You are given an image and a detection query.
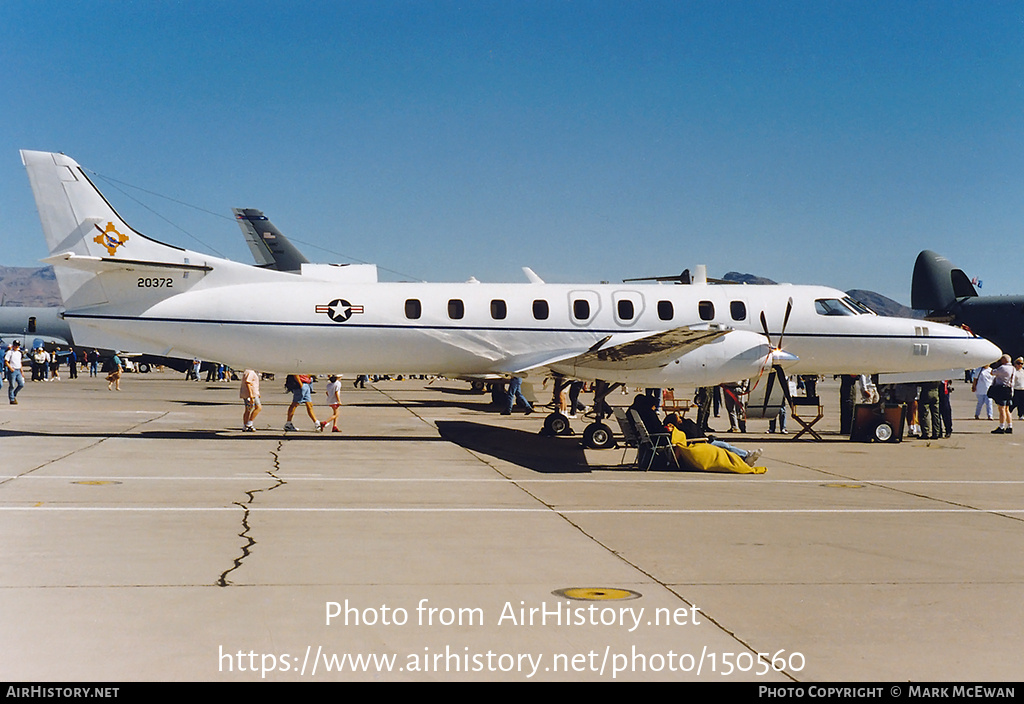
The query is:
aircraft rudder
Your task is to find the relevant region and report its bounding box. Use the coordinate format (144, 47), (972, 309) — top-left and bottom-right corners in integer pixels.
(233, 207), (309, 272)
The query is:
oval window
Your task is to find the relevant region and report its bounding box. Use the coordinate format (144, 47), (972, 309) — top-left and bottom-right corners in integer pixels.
(405, 299), (421, 320)
(573, 299), (590, 320)
(448, 299), (464, 319)
(533, 300), (549, 320)
(658, 300), (674, 321)
(490, 299), (507, 320)
(699, 301), (715, 321)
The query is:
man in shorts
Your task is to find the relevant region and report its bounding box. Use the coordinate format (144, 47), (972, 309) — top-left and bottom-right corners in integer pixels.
(240, 368), (262, 432)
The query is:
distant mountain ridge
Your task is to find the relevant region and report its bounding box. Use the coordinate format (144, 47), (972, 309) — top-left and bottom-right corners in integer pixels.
(846, 289), (921, 319)
(0, 266), (62, 307)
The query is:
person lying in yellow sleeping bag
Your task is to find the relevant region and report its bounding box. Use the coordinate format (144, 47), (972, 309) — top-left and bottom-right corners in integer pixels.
(664, 416), (766, 474)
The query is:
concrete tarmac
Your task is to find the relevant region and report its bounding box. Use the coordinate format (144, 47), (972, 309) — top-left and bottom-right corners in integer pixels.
(2, 372), (1022, 681)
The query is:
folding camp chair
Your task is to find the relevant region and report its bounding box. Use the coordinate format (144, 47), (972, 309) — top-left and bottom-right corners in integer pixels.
(627, 408), (679, 471)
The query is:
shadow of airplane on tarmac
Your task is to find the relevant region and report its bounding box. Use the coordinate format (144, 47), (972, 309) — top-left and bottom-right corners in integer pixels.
(436, 420), (606, 474)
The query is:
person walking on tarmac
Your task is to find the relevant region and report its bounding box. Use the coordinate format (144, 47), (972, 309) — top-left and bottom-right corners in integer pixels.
(240, 368), (262, 432)
(501, 375), (534, 415)
(323, 375), (343, 432)
(284, 374), (326, 432)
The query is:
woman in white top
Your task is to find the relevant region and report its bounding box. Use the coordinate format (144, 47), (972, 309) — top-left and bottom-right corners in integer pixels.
(323, 375), (343, 433)
(990, 355), (1015, 434)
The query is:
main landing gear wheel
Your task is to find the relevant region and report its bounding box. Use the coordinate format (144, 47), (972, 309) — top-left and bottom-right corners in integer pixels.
(582, 422), (615, 449)
(543, 412), (573, 436)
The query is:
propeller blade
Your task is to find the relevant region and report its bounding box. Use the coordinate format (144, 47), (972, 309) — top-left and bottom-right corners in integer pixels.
(774, 365), (794, 407)
(762, 369), (776, 416)
(777, 298), (793, 349)
(759, 310), (771, 342)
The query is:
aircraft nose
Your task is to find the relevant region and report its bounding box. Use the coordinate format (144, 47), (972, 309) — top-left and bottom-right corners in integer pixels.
(956, 331), (1001, 368)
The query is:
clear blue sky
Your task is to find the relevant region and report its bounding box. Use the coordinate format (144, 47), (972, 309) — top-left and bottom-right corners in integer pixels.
(3, 1), (1022, 303)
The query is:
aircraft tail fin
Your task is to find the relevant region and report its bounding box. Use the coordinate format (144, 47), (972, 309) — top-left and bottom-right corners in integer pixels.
(21, 150), (208, 309)
(911, 250), (978, 311)
(232, 208), (309, 272)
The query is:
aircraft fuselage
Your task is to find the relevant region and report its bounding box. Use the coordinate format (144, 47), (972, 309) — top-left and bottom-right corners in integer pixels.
(63, 274), (995, 383)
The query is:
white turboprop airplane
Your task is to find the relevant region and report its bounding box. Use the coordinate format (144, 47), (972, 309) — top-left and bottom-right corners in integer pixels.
(22, 150), (1000, 444)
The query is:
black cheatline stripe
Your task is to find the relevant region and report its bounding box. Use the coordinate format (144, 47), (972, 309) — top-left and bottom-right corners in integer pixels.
(62, 313), (970, 340)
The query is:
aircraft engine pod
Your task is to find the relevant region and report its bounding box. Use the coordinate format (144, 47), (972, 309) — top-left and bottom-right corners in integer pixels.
(668, 330), (779, 387)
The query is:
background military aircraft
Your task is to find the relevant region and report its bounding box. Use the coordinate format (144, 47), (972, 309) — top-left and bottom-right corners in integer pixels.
(912, 250), (1024, 360)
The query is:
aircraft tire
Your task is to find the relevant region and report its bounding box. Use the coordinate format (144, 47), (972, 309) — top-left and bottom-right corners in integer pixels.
(583, 423), (615, 449)
(544, 412), (572, 436)
(873, 421), (894, 443)
(137, 362), (151, 374)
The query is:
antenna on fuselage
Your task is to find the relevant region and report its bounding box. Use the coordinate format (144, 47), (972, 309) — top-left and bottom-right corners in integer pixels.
(522, 267), (545, 284)
(623, 264), (735, 285)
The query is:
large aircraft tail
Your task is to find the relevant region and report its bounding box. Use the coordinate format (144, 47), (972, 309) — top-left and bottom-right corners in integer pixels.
(233, 208), (309, 273)
(21, 150), (211, 310)
(21, 151), (191, 263)
(911, 250), (978, 311)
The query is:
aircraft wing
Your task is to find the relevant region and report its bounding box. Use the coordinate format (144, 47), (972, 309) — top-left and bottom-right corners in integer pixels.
(495, 326), (732, 376)
(563, 326), (730, 371)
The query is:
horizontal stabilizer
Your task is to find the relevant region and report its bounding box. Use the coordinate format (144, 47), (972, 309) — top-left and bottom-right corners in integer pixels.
(42, 252), (213, 274)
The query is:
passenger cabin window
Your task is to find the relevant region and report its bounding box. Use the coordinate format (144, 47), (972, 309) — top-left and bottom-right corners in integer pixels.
(405, 299), (421, 320)
(815, 299), (856, 316)
(730, 301), (746, 321)
(490, 299), (507, 320)
(658, 301), (674, 321)
(448, 299), (464, 320)
(699, 301), (715, 321)
(617, 299), (635, 321)
(533, 299), (549, 320)
(573, 299), (590, 320)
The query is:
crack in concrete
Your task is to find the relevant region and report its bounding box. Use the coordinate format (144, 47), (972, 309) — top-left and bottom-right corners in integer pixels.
(217, 440), (286, 587)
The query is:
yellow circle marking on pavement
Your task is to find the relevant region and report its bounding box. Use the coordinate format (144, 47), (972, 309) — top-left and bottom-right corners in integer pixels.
(553, 587), (641, 601)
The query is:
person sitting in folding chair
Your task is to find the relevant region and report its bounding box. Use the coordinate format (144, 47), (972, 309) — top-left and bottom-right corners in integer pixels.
(663, 414), (766, 475)
(664, 412), (762, 468)
(627, 394), (678, 470)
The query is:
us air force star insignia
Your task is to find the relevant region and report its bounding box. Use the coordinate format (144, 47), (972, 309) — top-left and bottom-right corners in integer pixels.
(315, 299), (364, 322)
(93, 222), (129, 256)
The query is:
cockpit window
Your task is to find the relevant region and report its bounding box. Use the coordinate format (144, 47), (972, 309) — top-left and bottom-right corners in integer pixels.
(842, 296), (876, 315)
(815, 298), (857, 316)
